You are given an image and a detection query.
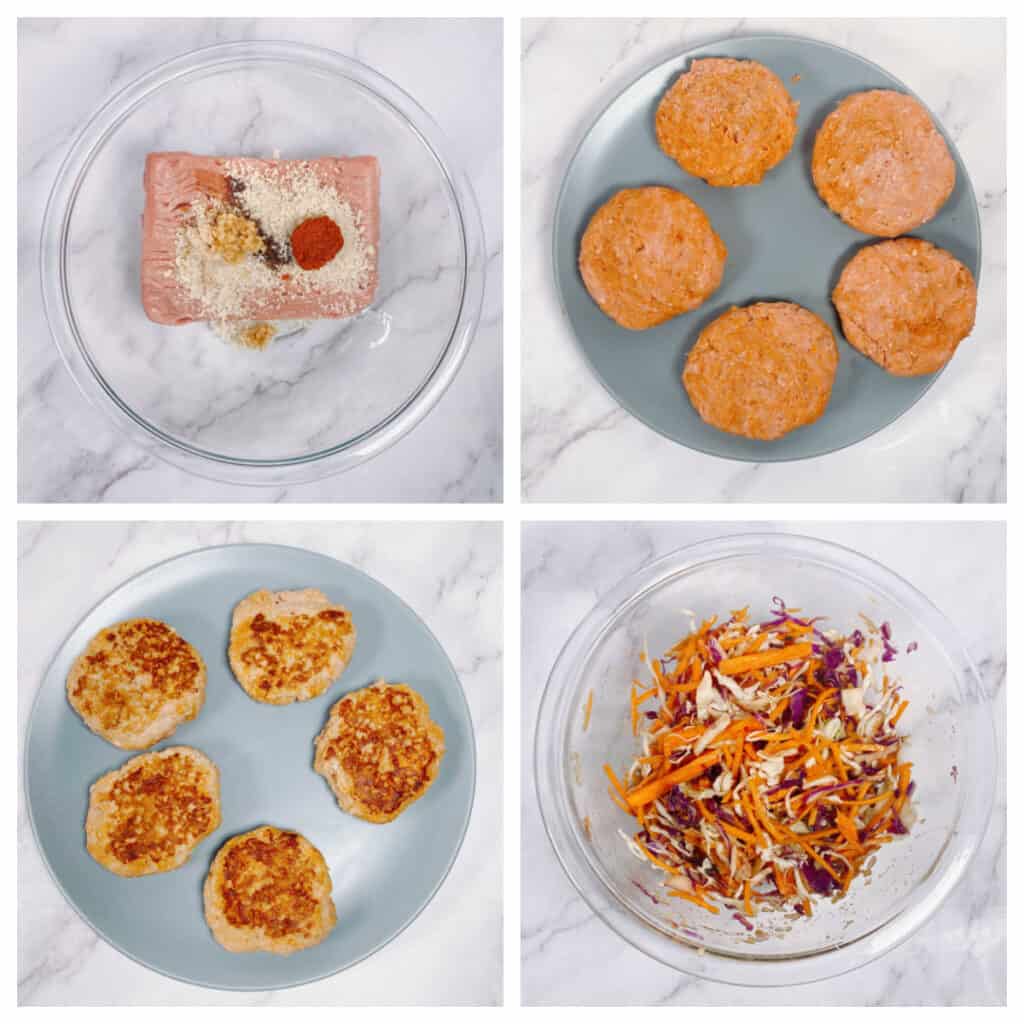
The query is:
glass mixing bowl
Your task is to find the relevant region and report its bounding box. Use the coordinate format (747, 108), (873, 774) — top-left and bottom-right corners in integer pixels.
(535, 533), (996, 986)
(40, 41), (485, 485)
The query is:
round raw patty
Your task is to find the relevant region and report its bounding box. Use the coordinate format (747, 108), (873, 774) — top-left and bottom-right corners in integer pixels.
(683, 302), (839, 441)
(655, 57), (799, 187)
(66, 618), (206, 750)
(832, 237), (977, 376)
(579, 186), (727, 330)
(812, 89), (955, 237)
(203, 826), (337, 955)
(314, 680), (445, 824)
(85, 746), (220, 877)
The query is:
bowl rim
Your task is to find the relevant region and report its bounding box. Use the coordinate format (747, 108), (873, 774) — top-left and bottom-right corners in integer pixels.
(534, 531), (997, 987)
(39, 39), (487, 486)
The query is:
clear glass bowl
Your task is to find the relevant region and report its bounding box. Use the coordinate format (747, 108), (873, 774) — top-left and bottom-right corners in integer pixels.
(40, 41), (485, 485)
(535, 533), (996, 986)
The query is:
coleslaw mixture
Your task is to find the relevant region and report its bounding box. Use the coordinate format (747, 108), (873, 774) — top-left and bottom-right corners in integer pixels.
(605, 599), (915, 921)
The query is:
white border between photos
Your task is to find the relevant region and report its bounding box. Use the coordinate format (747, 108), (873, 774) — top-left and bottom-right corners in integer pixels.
(10, 0), (1015, 1016)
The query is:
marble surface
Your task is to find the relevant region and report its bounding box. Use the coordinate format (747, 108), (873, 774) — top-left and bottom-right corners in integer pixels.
(521, 522), (1005, 1005)
(19, 19), (502, 502)
(521, 18), (1006, 502)
(18, 522), (502, 1005)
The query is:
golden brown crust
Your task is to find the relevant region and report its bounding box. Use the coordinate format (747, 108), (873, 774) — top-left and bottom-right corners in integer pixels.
(832, 237), (976, 376)
(579, 187), (727, 330)
(812, 89), (955, 237)
(203, 826), (336, 955)
(655, 58), (798, 187)
(66, 618), (206, 750)
(228, 589), (356, 705)
(85, 746), (220, 877)
(683, 301), (839, 441)
(314, 681), (445, 824)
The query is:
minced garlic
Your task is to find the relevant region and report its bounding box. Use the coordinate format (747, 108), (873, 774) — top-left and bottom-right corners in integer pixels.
(239, 322), (277, 349)
(210, 210), (264, 264)
(211, 320), (278, 350)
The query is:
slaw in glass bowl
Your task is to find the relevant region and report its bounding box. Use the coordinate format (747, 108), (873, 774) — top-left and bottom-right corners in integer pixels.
(535, 533), (996, 986)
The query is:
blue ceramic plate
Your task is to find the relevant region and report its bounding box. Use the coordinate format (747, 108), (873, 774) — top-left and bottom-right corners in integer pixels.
(25, 543), (476, 990)
(553, 35), (982, 462)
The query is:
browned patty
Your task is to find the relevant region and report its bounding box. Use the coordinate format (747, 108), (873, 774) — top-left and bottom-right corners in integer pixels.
(228, 589), (356, 705)
(683, 302), (839, 440)
(832, 237), (976, 376)
(655, 57), (799, 187)
(85, 746), (221, 877)
(203, 826), (336, 955)
(579, 187), (727, 330)
(67, 618), (206, 750)
(314, 681), (445, 824)
(812, 89), (955, 237)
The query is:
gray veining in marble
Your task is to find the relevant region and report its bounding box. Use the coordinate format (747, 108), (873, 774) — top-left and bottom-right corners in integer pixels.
(521, 521), (1005, 1005)
(19, 18), (503, 503)
(521, 18), (1005, 502)
(19, 522), (502, 1004)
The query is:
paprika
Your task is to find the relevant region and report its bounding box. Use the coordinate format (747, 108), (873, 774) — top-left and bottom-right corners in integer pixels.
(291, 216), (344, 270)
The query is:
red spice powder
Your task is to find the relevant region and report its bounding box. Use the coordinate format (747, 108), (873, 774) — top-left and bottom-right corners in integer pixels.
(291, 216), (344, 270)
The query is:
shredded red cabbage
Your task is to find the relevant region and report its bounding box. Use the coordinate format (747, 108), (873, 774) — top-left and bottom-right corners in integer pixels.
(763, 779), (801, 796)
(804, 780), (860, 802)
(712, 803), (741, 828)
(633, 881), (659, 904)
(789, 688), (809, 726)
(664, 788), (699, 826)
(708, 637), (724, 664)
(801, 861), (837, 895)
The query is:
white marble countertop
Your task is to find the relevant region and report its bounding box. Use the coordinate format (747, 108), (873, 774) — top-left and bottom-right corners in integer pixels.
(18, 521), (502, 1005)
(522, 522), (1005, 1005)
(521, 18), (1006, 502)
(18, 18), (502, 502)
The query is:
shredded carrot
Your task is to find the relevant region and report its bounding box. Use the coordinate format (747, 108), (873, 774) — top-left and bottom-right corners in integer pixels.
(802, 688), (838, 736)
(603, 763), (628, 803)
(730, 736), (745, 776)
(669, 889), (720, 914)
(583, 690), (594, 731)
(718, 643), (814, 676)
(661, 726), (703, 754)
(835, 811), (861, 849)
(889, 699), (909, 728)
(625, 751), (719, 809)
(637, 841), (679, 875)
(713, 718), (760, 746)
(607, 787), (630, 815)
